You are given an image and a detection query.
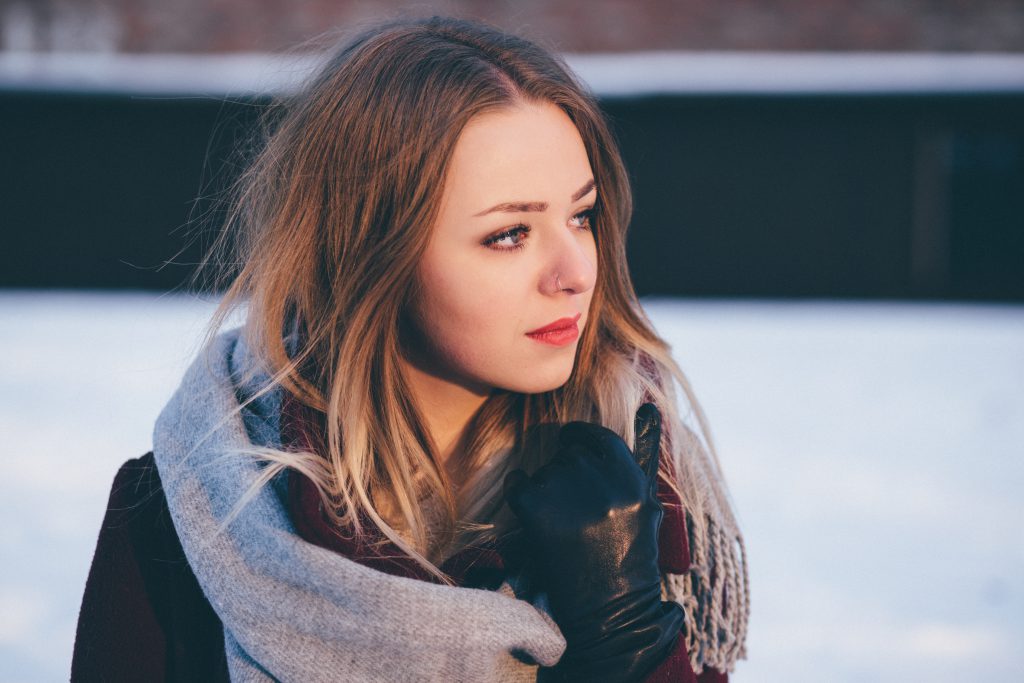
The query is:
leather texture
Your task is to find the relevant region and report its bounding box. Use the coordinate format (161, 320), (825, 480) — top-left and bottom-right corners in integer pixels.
(504, 403), (686, 682)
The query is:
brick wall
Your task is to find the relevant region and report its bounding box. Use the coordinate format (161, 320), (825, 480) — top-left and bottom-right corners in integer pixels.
(2, 0), (1023, 54)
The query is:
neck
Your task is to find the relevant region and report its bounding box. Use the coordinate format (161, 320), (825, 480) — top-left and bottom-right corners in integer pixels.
(398, 353), (490, 475)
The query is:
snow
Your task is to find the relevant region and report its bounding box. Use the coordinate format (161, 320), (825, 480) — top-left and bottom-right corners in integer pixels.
(1, 291), (1021, 681)
(4, 51), (1024, 96)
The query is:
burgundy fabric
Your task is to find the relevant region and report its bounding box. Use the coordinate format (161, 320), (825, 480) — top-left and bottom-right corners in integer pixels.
(72, 453), (230, 682)
(280, 391), (726, 682)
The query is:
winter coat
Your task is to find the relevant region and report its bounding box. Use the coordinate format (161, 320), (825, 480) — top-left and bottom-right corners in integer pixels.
(72, 382), (727, 682)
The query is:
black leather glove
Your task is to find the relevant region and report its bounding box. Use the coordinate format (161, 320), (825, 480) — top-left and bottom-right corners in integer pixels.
(503, 403), (685, 682)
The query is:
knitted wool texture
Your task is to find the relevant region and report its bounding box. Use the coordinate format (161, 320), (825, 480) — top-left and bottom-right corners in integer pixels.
(153, 325), (747, 679)
(152, 327), (566, 681)
(659, 434), (750, 674)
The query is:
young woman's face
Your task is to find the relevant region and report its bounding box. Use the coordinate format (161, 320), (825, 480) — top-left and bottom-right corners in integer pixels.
(406, 99), (598, 395)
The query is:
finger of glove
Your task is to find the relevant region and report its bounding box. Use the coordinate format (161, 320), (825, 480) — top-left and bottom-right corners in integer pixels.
(558, 422), (652, 498)
(495, 526), (531, 573)
(558, 420), (624, 462)
(559, 419), (656, 484)
(633, 402), (663, 485)
(503, 469), (533, 518)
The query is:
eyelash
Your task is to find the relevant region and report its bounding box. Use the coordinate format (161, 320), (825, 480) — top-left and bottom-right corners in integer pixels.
(483, 209), (596, 252)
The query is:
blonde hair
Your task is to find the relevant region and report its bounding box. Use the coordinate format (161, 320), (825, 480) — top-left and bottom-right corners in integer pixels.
(190, 14), (747, 673)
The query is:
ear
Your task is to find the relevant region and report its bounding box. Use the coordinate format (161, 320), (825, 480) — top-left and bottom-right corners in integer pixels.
(633, 402), (662, 484)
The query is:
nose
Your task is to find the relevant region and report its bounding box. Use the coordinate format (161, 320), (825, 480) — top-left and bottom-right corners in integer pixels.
(541, 225), (597, 296)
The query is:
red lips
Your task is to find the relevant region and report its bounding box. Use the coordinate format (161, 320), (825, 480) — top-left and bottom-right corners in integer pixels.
(526, 312), (582, 335)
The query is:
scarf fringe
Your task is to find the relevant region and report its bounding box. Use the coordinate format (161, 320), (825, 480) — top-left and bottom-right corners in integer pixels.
(662, 516), (749, 675)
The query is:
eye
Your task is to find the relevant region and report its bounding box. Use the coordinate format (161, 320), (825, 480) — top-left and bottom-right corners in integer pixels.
(570, 208), (595, 231)
(483, 225), (530, 251)
(482, 208), (596, 253)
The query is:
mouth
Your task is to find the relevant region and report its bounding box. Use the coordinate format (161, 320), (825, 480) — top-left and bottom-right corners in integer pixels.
(525, 313), (582, 347)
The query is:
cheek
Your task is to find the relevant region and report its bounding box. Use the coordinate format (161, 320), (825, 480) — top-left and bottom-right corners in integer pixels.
(416, 257), (527, 371)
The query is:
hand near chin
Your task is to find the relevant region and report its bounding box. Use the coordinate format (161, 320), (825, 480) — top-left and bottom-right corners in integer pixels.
(502, 404), (684, 682)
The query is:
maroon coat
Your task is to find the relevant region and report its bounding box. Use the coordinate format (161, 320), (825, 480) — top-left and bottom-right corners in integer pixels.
(72, 452), (230, 682)
(71, 395), (728, 682)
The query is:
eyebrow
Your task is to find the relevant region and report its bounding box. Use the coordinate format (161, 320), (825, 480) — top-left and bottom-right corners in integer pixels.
(472, 178), (596, 217)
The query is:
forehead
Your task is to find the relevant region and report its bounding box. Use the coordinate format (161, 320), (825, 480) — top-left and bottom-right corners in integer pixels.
(441, 101), (594, 211)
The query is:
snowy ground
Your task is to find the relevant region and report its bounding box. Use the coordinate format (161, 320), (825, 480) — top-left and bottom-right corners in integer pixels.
(1, 291), (1022, 682)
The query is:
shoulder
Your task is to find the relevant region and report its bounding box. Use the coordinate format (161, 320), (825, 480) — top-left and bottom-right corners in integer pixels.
(103, 451), (165, 524)
(72, 453), (228, 682)
(96, 452), (187, 568)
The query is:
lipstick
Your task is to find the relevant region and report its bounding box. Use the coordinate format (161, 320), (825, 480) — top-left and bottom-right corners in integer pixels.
(526, 313), (581, 347)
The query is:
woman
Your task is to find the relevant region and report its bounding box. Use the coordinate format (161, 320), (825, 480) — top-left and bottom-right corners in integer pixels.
(73, 15), (749, 682)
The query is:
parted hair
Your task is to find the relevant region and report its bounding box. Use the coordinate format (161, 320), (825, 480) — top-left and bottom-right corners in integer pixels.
(191, 14), (748, 674)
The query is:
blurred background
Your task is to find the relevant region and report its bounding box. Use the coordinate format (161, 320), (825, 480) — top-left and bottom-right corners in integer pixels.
(1, 1), (1022, 681)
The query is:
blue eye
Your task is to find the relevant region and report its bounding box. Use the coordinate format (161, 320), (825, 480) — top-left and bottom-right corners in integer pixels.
(570, 209), (595, 231)
(484, 225), (531, 251)
(483, 209), (595, 252)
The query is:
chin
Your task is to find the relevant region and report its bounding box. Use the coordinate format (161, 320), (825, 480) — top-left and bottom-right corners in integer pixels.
(499, 363), (575, 395)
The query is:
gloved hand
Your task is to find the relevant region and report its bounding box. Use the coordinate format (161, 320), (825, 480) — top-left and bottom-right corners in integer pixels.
(503, 403), (685, 683)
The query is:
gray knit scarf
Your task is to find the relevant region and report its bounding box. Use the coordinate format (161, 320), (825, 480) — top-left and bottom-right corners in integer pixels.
(152, 327), (567, 681)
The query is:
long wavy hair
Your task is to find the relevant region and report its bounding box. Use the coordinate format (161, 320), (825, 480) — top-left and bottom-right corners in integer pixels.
(190, 14), (748, 674)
